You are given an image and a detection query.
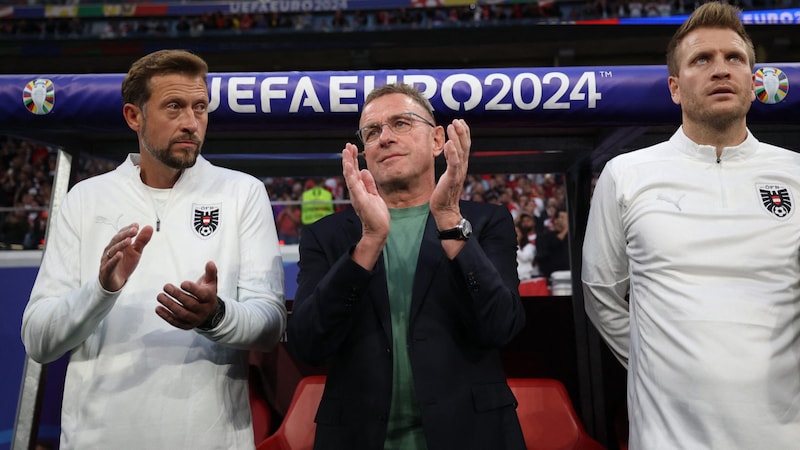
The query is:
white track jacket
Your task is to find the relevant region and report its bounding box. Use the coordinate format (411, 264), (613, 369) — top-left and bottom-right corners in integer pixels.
(22, 154), (287, 449)
(582, 128), (800, 449)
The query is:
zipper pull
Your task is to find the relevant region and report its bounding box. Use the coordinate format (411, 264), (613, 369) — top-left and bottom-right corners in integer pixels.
(156, 218), (161, 232)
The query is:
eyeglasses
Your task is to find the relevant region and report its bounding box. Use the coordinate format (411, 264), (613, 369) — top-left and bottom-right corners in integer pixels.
(356, 112), (435, 146)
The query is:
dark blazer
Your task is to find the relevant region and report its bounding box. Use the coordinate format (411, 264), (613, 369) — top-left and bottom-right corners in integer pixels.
(287, 200), (526, 450)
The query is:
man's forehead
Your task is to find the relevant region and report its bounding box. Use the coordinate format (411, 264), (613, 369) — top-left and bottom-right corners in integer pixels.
(361, 94), (424, 122)
(680, 28), (747, 54)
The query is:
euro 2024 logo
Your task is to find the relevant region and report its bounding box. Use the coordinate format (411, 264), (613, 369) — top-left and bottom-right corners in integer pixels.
(23, 79), (55, 115)
(754, 67), (789, 105)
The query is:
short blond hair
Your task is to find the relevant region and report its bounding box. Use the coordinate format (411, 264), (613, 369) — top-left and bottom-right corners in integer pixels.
(666, 2), (755, 77)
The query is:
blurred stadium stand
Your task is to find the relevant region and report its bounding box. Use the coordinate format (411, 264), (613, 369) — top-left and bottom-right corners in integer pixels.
(1, 0), (799, 74)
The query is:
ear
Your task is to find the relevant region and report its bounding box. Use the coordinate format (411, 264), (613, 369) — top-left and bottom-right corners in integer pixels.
(749, 72), (756, 103)
(432, 125), (446, 157)
(667, 75), (680, 106)
(122, 103), (142, 132)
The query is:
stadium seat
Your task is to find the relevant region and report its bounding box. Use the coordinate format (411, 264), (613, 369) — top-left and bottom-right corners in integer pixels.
(250, 366), (272, 443)
(256, 375), (326, 450)
(519, 277), (550, 296)
(508, 378), (605, 450)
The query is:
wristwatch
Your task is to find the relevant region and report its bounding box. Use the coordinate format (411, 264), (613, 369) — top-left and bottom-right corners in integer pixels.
(437, 217), (472, 241)
(197, 298), (226, 331)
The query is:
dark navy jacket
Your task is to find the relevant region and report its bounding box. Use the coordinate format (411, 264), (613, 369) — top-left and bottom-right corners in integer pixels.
(287, 200), (526, 450)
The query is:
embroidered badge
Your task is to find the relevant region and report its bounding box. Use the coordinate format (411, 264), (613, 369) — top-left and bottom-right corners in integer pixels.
(757, 184), (792, 219)
(193, 204), (220, 238)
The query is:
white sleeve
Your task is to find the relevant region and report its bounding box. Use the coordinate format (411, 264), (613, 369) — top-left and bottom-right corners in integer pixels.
(195, 179), (287, 352)
(21, 190), (120, 364)
(581, 164), (631, 367)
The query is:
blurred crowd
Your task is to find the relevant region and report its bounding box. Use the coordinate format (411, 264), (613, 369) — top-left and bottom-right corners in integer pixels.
(0, 135), (570, 276)
(265, 172), (569, 254)
(0, 136), (116, 249)
(4, 0), (796, 40)
(0, 136), (54, 250)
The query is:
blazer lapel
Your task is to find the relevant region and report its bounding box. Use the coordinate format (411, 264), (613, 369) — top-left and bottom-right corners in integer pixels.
(345, 211), (394, 346)
(409, 214), (445, 325)
(370, 256), (393, 345)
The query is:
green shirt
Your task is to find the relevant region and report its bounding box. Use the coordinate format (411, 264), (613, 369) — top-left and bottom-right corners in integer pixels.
(383, 203), (429, 450)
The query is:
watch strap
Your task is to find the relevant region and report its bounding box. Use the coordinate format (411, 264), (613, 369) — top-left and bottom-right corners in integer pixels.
(197, 298), (226, 331)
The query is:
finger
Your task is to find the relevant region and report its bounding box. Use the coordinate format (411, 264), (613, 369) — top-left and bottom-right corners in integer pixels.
(203, 261), (218, 284)
(341, 143), (358, 174)
(457, 119), (471, 154)
(157, 290), (202, 319)
(449, 120), (469, 152)
(103, 224), (138, 260)
(344, 150), (369, 199)
(155, 305), (194, 330)
(359, 169), (378, 195)
(133, 225), (154, 252)
(161, 284), (194, 309)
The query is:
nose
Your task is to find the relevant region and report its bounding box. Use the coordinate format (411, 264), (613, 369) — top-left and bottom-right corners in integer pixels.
(711, 59), (730, 79)
(377, 123), (397, 144)
(180, 108), (200, 133)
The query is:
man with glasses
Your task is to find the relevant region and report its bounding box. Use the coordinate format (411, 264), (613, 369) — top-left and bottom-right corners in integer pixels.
(288, 82), (526, 450)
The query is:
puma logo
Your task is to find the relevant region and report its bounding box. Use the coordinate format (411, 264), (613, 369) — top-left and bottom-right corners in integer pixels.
(656, 193), (685, 211)
(96, 214), (124, 231)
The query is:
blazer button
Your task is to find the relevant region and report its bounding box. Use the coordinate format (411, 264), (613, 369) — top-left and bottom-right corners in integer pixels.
(467, 272), (479, 292)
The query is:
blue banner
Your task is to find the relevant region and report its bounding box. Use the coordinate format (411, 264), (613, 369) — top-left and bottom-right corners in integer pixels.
(1, 65), (797, 142)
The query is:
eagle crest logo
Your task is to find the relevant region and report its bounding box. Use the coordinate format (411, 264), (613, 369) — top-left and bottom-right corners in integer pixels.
(193, 204), (220, 238)
(757, 184), (792, 219)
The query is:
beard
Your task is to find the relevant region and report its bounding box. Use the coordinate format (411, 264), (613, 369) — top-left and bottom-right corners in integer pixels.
(141, 124), (202, 170)
(683, 94), (752, 133)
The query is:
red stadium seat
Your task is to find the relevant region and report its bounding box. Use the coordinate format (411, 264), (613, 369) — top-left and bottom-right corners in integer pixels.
(250, 367), (272, 443)
(256, 375), (326, 450)
(519, 277), (550, 297)
(508, 378), (605, 450)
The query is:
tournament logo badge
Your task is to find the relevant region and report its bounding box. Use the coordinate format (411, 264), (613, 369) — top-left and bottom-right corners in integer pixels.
(193, 204), (220, 238)
(23, 78), (55, 115)
(754, 67), (789, 105)
(757, 184), (792, 219)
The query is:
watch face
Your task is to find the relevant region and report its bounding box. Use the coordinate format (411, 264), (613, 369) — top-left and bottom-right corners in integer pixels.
(461, 218), (472, 237)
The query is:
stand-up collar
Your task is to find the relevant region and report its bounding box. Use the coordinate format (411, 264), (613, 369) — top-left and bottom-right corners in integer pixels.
(670, 125), (759, 162)
(117, 153), (209, 187)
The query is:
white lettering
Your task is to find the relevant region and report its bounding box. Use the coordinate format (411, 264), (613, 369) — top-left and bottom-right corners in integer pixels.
(208, 77), (221, 113)
(289, 76), (323, 112)
(208, 69), (605, 117)
(542, 72), (570, 110)
(329, 76), (359, 112)
(402, 75), (438, 107)
(228, 77), (257, 113)
(363, 75), (376, 101)
(512, 73), (542, 110)
(571, 72), (601, 108)
(485, 73), (513, 111)
(441, 74), (482, 111)
(260, 77), (289, 113)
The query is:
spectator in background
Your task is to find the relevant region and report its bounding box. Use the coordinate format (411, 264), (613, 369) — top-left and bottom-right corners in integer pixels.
(21, 49), (287, 449)
(582, 3), (800, 448)
(275, 192), (302, 244)
(1, 209), (28, 248)
(300, 177), (334, 225)
(516, 221), (538, 281)
(518, 212), (538, 248)
(535, 206), (570, 280)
